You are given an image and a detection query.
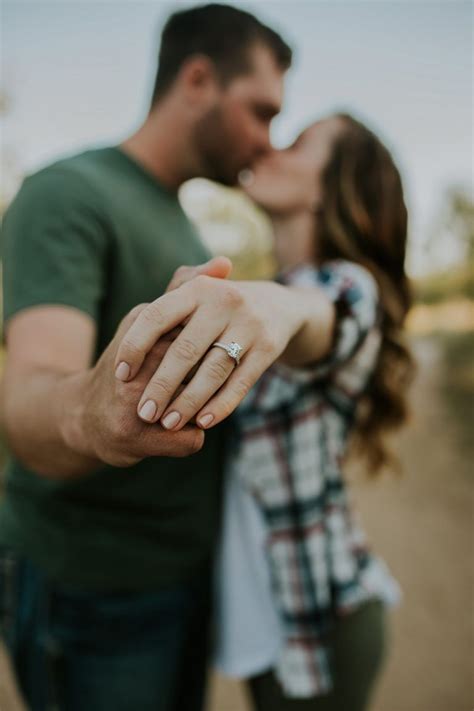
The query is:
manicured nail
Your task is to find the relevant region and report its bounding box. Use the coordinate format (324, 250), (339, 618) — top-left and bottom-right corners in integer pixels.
(115, 361), (130, 381)
(138, 400), (157, 422)
(198, 414), (214, 428)
(161, 411), (181, 429)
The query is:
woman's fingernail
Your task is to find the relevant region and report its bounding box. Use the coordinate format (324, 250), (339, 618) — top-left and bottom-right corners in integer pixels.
(161, 411), (181, 429)
(138, 400), (157, 422)
(198, 414), (214, 428)
(115, 362), (130, 381)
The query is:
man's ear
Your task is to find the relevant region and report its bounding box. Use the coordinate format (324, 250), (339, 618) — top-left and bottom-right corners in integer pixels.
(179, 54), (220, 107)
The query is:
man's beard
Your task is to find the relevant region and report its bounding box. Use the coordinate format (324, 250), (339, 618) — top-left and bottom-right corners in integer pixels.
(193, 106), (242, 186)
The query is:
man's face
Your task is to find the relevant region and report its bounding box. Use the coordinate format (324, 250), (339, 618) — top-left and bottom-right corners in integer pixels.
(193, 44), (285, 186)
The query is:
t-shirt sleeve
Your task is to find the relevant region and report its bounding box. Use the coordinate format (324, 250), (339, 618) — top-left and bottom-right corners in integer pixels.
(1, 167), (110, 332)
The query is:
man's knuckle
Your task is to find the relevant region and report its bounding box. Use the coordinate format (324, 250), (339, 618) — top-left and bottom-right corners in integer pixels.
(188, 429), (205, 453)
(171, 430), (204, 457)
(109, 413), (129, 442)
(112, 452), (137, 468)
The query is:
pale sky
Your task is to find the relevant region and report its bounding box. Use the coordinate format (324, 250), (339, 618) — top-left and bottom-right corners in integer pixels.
(1, 0), (473, 275)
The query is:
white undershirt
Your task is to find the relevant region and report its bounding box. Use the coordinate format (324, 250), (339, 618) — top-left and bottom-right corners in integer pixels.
(213, 465), (282, 678)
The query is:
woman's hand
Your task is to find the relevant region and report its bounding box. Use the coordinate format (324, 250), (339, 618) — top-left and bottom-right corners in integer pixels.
(113, 276), (308, 431)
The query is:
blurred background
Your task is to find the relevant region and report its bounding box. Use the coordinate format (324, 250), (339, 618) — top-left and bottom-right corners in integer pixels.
(1, 1), (473, 710)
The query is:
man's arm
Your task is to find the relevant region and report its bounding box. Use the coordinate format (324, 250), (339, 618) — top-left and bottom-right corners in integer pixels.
(2, 304), (206, 479)
(2, 305), (102, 477)
(1, 257), (233, 479)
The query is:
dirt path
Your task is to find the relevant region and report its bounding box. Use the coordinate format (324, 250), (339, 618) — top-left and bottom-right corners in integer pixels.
(207, 337), (473, 711)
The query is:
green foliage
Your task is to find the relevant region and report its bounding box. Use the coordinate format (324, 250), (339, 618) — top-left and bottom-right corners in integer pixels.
(437, 331), (474, 455)
(414, 258), (474, 304)
(415, 186), (474, 304)
(443, 187), (474, 261)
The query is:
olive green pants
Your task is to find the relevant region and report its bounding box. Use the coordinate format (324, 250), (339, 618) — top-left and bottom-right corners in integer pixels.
(247, 600), (387, 711)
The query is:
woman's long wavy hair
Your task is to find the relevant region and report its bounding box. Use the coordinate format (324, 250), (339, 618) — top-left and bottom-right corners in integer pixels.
(315, 113), (415, 475)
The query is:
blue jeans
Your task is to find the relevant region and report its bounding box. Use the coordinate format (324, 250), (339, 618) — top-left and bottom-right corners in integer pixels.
(0, 548), (212, 711)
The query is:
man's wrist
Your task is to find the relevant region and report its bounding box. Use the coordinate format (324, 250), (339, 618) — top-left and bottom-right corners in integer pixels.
(56, 369), (101, 464)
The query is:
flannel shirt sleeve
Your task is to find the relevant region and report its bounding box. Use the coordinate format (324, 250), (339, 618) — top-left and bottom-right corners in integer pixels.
(236, 261), (380, 414)
(269, 260), (380, 385)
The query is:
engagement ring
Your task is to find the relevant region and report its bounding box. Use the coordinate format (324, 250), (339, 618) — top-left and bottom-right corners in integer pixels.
(212, 341), (243, 366)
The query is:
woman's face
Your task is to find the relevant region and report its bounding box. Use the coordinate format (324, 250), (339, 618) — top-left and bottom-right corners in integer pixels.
(241, 116), (344, 216)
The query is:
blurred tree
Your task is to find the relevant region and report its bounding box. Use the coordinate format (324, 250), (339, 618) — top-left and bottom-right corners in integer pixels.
(416, 185), (474, 304)
(443, 186), (474, 260)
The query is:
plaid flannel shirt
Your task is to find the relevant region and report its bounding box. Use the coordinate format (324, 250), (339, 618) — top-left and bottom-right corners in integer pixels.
(229, 259), (400, 697)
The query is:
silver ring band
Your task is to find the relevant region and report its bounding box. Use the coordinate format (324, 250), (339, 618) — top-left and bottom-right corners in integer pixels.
(212, 341), (243, 366)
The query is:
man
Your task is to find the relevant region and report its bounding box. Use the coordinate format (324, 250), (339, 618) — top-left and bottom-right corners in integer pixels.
(0, 5), (293, 710)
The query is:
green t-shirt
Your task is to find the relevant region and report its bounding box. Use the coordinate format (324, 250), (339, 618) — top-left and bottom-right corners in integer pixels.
(0, 146), (230, 590)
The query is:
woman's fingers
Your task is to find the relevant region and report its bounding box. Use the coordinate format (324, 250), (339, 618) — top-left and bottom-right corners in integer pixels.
(114, 288), (196, 381)
(193, 349), (274, 429)
(135, 310), (229, 423)
(113, 277), (288, 430)
(157, 336), (251, 430)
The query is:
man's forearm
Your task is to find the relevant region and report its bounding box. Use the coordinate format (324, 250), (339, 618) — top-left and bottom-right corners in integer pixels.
(2, 368), (103, 479)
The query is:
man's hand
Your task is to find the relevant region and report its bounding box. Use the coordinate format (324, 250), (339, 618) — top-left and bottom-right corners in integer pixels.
(61, 307), (205, 468)
(2, 257), (234, 478)
(60, 257), (234, 470)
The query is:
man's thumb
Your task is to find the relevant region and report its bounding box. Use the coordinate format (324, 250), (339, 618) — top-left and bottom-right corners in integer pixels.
(166, 256), (233, 292)
(196, 256), (233, 280)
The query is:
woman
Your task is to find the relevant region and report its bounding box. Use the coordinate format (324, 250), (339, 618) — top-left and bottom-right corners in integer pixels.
(214, 113), (414, 711)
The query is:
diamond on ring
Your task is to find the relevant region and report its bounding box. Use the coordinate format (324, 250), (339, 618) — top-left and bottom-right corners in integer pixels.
(212, 341), (243, 366)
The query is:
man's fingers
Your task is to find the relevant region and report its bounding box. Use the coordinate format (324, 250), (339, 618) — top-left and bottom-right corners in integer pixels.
(139, 423), (205, 458)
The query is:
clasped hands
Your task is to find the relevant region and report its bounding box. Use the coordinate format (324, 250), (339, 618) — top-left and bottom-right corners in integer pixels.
(71, 255), (314, 469)
(113, 256), (307, 433)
